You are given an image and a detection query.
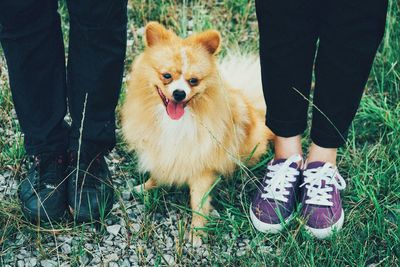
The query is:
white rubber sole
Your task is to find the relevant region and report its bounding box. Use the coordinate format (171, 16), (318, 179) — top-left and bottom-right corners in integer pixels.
(304, 209), (345, 239)
(249, 206), (293, 234)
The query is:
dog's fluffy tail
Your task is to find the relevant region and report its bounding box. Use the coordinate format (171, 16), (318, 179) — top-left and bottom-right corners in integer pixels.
(219, 54), (266, 112)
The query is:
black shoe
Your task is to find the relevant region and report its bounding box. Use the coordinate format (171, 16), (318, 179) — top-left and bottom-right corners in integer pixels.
(19, 153), (68, 222)
(67, 151), (114, 222)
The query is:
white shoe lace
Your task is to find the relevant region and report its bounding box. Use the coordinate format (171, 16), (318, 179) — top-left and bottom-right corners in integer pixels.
(300, 163), (346, 206)
(261, 154), (302, 203)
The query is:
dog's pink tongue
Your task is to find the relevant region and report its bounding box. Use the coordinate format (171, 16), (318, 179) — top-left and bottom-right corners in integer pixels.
(166, 101), (185, 120)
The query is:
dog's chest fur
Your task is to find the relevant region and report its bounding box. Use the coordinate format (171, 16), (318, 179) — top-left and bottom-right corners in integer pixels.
(136, 104), (219, 184)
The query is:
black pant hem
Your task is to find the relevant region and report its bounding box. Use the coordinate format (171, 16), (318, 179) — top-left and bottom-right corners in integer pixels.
(310, 127), (348, 148)
(266, 115), (307, 138)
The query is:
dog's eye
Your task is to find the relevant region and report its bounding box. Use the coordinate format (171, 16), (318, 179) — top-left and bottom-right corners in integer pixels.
(162, 73), (172, 80)
(188, 78), (199, 86)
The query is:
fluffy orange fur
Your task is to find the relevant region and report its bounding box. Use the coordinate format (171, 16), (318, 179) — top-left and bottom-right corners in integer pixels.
(121, 22), (272, 245)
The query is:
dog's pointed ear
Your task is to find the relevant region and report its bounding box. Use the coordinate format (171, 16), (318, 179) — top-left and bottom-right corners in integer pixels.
(145, 22), (175, 47)
(187, 30), (221, 55)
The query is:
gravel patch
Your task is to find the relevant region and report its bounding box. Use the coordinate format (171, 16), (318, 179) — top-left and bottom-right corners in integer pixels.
(0, 147), (267, 266)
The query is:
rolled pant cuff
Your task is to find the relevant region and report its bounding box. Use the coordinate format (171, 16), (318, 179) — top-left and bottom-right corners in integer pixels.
(266, 115), (307, 138)
(310, 127), (348, 148)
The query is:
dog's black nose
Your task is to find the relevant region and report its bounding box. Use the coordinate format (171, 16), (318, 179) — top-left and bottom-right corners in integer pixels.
(173, 90), (186, 102)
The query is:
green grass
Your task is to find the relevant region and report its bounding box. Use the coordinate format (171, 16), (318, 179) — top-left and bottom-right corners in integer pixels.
(0, 0), (399, 266)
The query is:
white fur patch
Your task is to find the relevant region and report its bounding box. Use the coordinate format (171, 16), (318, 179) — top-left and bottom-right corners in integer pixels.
(157, 104), (196, 144)
(167, 75), (191, 96)
(166, 48), (190, 97)
(181, 48), (189, 73)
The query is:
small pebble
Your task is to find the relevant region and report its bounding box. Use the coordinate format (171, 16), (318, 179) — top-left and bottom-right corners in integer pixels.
(118, 242), (127, 250)
(90, 256), (101, 265)
(106, 253), (119, 262)
(163, 254), (175, 266)
(130, 223), (141, 233)
(122, 190), (132, 201)
(40, 260), (57, 267)
(61, 244), (71, 255)
(129, 254), (139, 263)
(236, 250), (246, 257)
(84, 243), (93, 250)
(258, 245), (272, 254)
(121, 258), (131, 267)
(104, 240), (114, 246)
(28, 258), (37, 267)
(146, 253), (154, 263)
(79, 255), (89, 265)
(107, 225), (121, 236)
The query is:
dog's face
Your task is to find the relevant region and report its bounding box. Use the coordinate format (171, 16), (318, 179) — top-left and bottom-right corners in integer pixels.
(139, 22), (221, 120)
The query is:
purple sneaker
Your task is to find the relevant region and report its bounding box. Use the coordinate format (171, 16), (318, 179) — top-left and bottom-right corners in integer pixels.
(300, 162), (347, 239)
(250, 154), (302, 233)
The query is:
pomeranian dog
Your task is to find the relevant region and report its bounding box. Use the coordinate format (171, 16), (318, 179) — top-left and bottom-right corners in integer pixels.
(121, 22), (272, 245)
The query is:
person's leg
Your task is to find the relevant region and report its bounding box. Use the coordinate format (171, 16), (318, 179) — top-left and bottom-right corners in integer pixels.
(250, 0), (318, 234)
(0, 0), (69, 222)
(310, 0), (388, 152)
(307, 143), (337, 165)
(305, 0), (388, 172)
(256, 0), (319, 161)
(66, 0), (127, 154)
(274, 135), (303, 161)
(301, 0), (388, 239)
(0, 0), (68, 155)
(65, 0), (127, 222)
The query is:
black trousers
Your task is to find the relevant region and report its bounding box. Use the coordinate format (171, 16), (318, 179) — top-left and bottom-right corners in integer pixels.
(256, 0), (387, 148)
(0, 0), (127, 155)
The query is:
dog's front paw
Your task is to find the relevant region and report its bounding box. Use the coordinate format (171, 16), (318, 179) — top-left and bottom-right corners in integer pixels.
(133, 184), (145, 194)
(186, 228), (205, 247)
(130, 178), (157, 194)
(191, 234), (203, 247)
